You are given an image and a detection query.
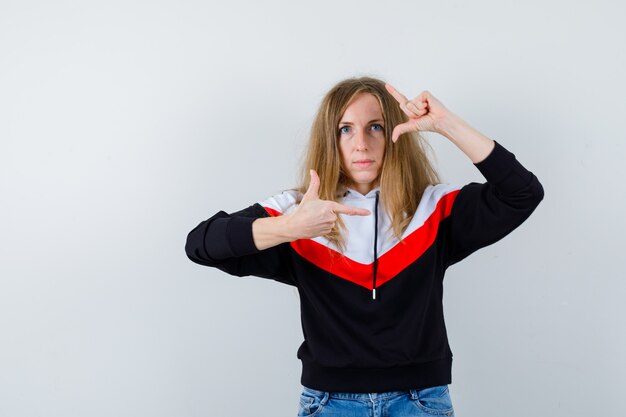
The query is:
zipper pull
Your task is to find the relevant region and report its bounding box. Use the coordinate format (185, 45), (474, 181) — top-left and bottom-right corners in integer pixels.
(372, 288), (376, 300)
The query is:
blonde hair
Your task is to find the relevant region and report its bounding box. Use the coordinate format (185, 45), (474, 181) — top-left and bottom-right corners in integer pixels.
(295, 76), (440, 252)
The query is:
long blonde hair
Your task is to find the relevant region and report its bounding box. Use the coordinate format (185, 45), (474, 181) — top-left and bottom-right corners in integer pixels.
(295, 76), (440, 252)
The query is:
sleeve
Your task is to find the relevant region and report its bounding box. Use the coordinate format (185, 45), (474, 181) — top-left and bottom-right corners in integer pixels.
(445, 140), (545, 267)
(184, 202), (296, 286)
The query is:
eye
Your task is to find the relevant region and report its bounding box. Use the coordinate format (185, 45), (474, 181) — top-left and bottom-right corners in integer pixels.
(339, 126), (351, 135)
(370, 123), (384, 132)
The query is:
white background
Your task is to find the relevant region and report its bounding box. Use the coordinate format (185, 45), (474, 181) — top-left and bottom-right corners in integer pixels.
(1, 1), (624, 416)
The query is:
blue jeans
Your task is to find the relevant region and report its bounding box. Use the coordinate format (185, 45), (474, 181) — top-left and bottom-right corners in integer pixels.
(297, 384), (454, 417)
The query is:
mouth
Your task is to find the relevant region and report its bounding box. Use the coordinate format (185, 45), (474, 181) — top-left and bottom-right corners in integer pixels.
(353, 160), (374, 167)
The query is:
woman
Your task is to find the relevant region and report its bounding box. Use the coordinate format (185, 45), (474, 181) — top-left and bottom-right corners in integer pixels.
(185, 76), (544, 416)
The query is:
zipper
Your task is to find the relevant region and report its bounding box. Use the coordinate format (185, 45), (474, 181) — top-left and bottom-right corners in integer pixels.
(372, 190), (380, 300)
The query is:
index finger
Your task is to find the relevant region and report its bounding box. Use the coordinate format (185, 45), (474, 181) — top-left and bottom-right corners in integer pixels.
(332, 202), (371, 216)
(385, 83), (409, 105)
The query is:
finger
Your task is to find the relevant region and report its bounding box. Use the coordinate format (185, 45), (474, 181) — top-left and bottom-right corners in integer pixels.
(331, 202), (371, 216)
(391, 121), (417, 143)
(386, 83), (419, 120)
(303, 169), (320, 201)
(399, 101), (416, 118)
(385, 83), (409, 105)
(417, 90), (443, 112)
(406, 101), (418, 113)
(405, 102), (423, 118)
(407, 100), (427, 115)
(419, 90), (434, 103)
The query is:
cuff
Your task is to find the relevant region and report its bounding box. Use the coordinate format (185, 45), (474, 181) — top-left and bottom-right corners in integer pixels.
(474, 140), (534, 192)
(226, 216), (261, 256)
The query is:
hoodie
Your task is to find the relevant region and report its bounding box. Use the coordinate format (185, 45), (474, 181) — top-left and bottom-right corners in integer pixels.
(184, 140), (544, 392)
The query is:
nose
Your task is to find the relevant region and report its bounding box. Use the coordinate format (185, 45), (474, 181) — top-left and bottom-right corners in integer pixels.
(354, 128), (368, 151)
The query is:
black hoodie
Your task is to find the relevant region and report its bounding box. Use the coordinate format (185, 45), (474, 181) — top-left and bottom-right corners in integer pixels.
(185, 140), (544, 392)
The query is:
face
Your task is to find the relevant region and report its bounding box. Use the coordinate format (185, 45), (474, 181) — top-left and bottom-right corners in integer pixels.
(338, 93), (386, 195)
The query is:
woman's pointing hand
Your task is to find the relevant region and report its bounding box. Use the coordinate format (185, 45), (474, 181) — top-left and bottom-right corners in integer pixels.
(286, 170), (370, 240)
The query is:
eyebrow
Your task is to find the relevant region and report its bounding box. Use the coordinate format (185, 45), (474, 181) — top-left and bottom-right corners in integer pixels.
(338, 119), (385, 125)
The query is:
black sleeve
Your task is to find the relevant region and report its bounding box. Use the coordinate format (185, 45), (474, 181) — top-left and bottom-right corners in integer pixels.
(445, 140), (545, 266)
(185, 203), (296, 286)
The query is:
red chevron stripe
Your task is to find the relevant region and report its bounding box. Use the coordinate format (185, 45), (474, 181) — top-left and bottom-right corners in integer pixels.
(263, 207), (283, 217)
(262, 189), (459, 289)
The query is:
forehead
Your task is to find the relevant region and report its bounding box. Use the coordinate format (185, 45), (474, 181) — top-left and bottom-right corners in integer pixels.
(340, 93), (383, 122)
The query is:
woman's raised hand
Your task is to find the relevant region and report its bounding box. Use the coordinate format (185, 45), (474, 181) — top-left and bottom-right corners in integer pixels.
(285, 170), (370, 240)
(384, 84), (454, 143)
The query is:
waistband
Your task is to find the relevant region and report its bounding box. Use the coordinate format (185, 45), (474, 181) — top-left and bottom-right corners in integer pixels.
(300, 356), (452, 393)
(303, 385), (409, 400)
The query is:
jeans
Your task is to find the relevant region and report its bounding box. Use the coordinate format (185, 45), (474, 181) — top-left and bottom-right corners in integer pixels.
(297, 384), (454, 417)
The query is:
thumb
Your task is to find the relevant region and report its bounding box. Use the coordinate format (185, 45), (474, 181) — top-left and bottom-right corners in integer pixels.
(302, 169), (320, 201)
(391, 121), (417, 143)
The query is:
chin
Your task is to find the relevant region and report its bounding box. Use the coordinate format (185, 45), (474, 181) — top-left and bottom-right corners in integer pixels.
(355, 175), (378, 184)
(351, 177), (377, 187)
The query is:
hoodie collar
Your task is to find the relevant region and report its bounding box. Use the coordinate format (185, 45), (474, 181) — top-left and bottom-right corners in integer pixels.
(342, 186), (381, 199)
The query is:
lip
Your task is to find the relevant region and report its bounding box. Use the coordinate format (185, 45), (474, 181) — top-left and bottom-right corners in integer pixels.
(353, 160), (374, 167)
